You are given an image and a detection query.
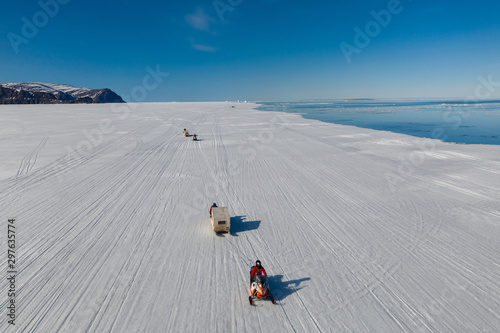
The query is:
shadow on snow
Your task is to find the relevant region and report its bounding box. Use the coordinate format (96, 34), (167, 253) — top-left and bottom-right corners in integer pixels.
(268, 275), (310, 301)
(230, 216), (261, 236)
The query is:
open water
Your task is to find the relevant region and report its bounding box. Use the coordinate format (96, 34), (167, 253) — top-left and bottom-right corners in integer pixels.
(258, 100), (500, 145)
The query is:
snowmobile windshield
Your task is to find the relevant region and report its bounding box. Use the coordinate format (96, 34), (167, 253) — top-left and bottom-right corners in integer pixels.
(256, 274), (267, 284)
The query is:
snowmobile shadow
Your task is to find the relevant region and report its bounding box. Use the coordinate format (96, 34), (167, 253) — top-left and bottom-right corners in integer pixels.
(268, 275), (310, 301)
(230, 216), (261, 236)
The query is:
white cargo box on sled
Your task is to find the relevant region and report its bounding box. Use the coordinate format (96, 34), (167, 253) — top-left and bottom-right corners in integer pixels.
(211, 207), (230, 233)
(183, 130), (190, 137)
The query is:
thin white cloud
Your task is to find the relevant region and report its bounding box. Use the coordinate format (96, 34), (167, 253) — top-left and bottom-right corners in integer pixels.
(191, 43), (218, 52)
(185, 8), (216, 32)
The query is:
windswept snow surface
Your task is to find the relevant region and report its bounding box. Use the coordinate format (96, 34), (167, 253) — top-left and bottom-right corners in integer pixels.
(0, 102), (499, 332)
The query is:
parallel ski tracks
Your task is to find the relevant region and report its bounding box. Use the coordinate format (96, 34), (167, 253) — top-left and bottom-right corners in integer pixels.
(16, 136), (49, 178)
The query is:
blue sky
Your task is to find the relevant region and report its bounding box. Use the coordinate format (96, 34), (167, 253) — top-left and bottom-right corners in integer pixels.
(1, 0), (500, 102)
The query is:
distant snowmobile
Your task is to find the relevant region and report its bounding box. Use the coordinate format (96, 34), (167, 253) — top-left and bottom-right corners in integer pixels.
(249, 267), (276, 305)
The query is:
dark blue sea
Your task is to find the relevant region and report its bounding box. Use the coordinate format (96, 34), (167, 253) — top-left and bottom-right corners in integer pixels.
(258, 100), (500, 145)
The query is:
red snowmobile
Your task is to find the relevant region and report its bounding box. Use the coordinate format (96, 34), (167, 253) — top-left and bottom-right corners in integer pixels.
(249, 269), (276, 305)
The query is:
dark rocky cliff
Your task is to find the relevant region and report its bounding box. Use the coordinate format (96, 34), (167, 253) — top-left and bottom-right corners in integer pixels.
(0, 84), (125, 104)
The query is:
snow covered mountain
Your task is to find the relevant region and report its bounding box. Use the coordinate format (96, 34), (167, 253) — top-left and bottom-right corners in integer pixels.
(0, 82), (125, 104)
